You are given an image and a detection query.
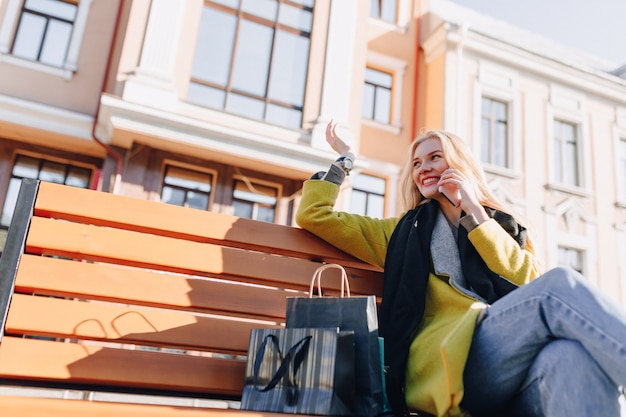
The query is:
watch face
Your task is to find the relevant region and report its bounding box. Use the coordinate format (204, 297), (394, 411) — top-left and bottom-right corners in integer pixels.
(343, 158), (354, 170)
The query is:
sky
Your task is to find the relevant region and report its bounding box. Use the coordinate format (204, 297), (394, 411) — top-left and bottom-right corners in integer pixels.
(448, 0), (626, 66)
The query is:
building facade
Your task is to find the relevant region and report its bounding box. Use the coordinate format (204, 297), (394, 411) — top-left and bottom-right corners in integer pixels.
(421, 0), (626, 304)
(2, 0), (626, 306)
(0, 0), (420, 253)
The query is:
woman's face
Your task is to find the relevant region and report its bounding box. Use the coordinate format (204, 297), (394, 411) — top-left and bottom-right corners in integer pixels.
(412, 137), (450, 199)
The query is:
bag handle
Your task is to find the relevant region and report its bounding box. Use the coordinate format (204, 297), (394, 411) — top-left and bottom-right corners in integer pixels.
(309, 263), (351, 298)
(252, 333), (313, 406)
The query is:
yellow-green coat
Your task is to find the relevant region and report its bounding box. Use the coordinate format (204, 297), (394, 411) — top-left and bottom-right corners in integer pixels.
(296, 180), (542, 417)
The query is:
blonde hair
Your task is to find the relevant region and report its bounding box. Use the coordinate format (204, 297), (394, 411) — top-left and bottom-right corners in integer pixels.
(399, 130), (535, 250)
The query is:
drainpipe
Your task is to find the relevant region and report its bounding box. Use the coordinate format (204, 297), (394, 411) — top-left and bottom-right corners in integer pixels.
(91, 0), (125, 194)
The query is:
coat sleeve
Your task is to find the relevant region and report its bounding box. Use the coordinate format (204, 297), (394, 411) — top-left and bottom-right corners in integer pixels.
(467, 219), (542, 285)
(295, 179), (398, 268)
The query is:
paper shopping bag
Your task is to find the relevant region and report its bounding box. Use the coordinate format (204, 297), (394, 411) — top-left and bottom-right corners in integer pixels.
(241, 327), (355, 415)
(286, 264), (385, 417)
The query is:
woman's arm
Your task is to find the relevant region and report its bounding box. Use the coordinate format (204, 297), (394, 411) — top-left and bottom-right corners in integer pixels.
(296, 179), (398, 268)
(464, 218), (542, 285)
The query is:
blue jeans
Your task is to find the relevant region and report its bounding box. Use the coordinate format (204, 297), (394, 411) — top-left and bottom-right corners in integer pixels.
(460, 267), (626, 417)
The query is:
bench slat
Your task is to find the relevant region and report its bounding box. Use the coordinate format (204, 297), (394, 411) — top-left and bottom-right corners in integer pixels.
(25, 218), (383, 295)
(0, 396), (310, 417)
(16, 255), (294, 319)
(34, 181), (378, 270)
(0, 337), (245, 396)
(5, 294), (276, 354)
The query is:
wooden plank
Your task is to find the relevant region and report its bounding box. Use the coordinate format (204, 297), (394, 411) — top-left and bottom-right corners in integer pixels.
(0, 396), (316, 417)
(5, 295), (277, 354)
(24, 219), (383, 295)
(34, 181), (379, 270)
(15, 255), (295, 319)
(0, 337), (245, 396)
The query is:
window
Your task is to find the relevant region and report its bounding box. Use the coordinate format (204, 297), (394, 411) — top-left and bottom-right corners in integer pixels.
(370, 0), (396, 24)
(362, 67), (392, 124)
(618, 137), (626, 202)
(0, 0), (92, 77)
(11, 0), (77, 67)
(350, 174), (386, 218)
(188, 0), (314, 130)
(558, 246), (584, 275)
(481, 97), (509, 168)
(0, 154), (92, 250)
(232, 178), (278, 223)
(160, 165), (213, 210)
(553, 120), (581, 187)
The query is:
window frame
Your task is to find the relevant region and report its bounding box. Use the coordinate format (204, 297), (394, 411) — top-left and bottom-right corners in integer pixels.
(557, 245), (585, 275)
(545, 86), (591, 196)
(0, 0), (94, 80)
(368, 0), (410, 30)
(187, 0), (314, 130)
(0, 151), (94, 250)
(362, 51), (406, 133)
(349, 173), (387, 218)
(158, 162), (218, 212)
(473, 63), (521, 178)
(230, 174), (282, 223)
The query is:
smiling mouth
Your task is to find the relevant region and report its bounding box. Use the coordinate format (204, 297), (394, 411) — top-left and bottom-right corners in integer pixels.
(422, 178), (439, 186)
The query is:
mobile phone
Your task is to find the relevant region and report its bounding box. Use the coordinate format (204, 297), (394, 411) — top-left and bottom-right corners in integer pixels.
(438, 186), (460, 208)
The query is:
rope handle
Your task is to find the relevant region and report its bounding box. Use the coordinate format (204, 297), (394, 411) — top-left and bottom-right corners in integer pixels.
(308, 263), (351, 298)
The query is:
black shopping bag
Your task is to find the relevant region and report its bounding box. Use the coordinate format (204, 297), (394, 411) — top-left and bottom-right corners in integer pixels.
(286, 264), (385, 417)
(241, 327), (355, 415)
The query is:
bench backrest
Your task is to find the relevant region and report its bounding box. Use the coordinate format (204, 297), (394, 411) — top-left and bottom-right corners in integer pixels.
(0, 179), (383, 401)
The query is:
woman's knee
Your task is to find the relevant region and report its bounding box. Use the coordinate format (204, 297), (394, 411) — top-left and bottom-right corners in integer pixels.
(531, 266), (587, 294)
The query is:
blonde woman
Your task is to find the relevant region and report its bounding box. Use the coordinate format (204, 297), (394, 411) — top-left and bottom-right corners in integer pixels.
(296, 120), (626, 417)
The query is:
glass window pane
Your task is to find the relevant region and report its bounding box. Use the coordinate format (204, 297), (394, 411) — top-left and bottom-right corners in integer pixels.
(353, 174), (386, 194)
(365, 68), (392, 88)
(226, 93), (265, 120)
(233, 200), (253, 218)
(39, 160), (66, 183)
(210, 0), (240, 8)
(278, 3), (312, 31)
(266, 104), (302, 129)
(192, 8), (237, 85)
(164, 166), (212, 192)
(268, 31), (309, 105)
(241, 0), (278, 21)
(367, 194), (385, 218)
(161, 186), (186, 206)
(374, 88), (391, 124)
(40, 19), (72, 67)
(186, 191), (209, 210)
(233, 188), (276, 205)
(380, 0), (397, 23)
(66, 167), (90, 188)
(231, 20), (273, 96)
(26, 0), (77, 20)
(362, 84), (375, 119)
(351, 191), (367, 216)
(12, 13), (46, 60)
(187, 82), (226, 109)
(256, 205), (275, 223)
(12, 155), (40, 178)
(290, 0), (314, 7)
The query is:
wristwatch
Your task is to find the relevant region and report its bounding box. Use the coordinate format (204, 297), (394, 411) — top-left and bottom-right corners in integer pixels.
(335, 155), (354, 175)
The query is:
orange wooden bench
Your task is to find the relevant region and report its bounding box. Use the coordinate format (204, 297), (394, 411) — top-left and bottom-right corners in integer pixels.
(0, 179), (384, 416)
